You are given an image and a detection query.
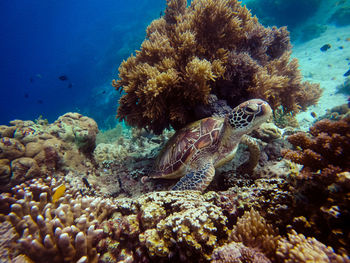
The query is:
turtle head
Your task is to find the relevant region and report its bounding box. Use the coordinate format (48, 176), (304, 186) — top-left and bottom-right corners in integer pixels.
(226, 99), (272, 133)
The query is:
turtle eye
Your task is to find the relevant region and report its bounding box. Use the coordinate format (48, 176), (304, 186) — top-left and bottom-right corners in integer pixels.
(245, 105), (257, 113)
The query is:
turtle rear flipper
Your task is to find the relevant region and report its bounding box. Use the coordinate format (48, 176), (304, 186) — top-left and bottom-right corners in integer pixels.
(171, 162), (215, 191)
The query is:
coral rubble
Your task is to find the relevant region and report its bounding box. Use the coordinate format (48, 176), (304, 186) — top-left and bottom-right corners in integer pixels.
(114, 0), (321, 134)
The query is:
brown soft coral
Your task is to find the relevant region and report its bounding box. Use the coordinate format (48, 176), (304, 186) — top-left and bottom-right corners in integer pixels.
(114, 0), (321, 134)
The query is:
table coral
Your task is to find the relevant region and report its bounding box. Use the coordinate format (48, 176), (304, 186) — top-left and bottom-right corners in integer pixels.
(114, 0), (321, 134)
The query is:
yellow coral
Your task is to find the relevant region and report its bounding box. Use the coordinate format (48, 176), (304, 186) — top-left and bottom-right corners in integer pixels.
(230, 209), (280, 258)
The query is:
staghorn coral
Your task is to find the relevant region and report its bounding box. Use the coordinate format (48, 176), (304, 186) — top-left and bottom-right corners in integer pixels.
(114, 0), (321, 134)
(0, 113), (98, 190)
(0, 177), (115, 263)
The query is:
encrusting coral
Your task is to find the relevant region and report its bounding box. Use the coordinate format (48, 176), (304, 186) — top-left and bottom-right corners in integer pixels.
(0, 113), (98, 190)
(114, 0), (321, 133)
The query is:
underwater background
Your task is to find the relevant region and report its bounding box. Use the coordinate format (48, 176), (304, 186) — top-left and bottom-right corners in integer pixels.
(0, 0), (166, 129)
(1, 0), (348, 130)
(1, 0), (350, 262)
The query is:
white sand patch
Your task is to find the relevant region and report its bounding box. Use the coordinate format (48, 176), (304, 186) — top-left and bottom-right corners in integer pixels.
(291, 25), (350, 130)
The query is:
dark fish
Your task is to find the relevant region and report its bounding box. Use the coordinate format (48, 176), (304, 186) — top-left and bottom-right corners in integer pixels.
(37, 99), (43, 104)
(102, 90), (106, 94)
(30, 77), (34, 83)
(68, 83), (73, 88)
(311, 112), (317, 118)
(59, 75), (68, 81)
(320, 44), (331, 52)
(344, 68), (350, 77)
(348, 97), (350, 108)
(24, 93), (29, 98)
(82, 177), (91, 189)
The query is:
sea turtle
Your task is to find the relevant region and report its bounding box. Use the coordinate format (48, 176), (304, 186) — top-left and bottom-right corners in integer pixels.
(143, 99), (272, 191)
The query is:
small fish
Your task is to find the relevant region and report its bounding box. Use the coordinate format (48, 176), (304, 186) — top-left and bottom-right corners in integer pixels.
(348, 97), (350, 108)
(102, 90), (106, 94)
(320, 44), (331, 52)
(29, 77), (34, 83)
(24, 93), (29, 98)
(82, 177), (91, 189)
(68, 83), (73, 88)
(344, 69), (350, 77)
(59, 75), (68, 81)
(311, 112), (317, 118)
(37, 99), (43, 104)
(52, 184), (66, 203)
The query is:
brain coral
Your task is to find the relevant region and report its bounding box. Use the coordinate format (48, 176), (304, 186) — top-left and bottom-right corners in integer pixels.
(114, 0), (321, 134)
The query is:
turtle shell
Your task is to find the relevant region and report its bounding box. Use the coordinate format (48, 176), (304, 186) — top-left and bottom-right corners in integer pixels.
(153, 117), (224, 179)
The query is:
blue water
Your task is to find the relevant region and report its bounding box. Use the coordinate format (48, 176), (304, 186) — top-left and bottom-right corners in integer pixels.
(0, 0), (348, 129)
(0, 0), (165, 129)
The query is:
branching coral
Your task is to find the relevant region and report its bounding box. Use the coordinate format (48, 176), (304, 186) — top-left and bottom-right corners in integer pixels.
(114, 0), (321, 134)
(283, 117), (350, 254)
(229, 209), (280, 259)
(283, 117), (350, 175)
(276, 230), (349, 263)
(0, 177), (116, 263)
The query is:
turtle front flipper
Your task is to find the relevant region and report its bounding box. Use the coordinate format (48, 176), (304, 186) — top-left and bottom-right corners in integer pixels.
(237, 134), (260, 174)
(171, 162), (215, 191)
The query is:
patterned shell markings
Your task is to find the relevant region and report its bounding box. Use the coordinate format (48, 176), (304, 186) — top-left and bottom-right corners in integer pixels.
(155, 117), (224, 178)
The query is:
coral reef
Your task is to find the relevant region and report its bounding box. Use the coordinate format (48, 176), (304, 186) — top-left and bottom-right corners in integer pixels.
(283, 117), (350, 174)
(1, 172), (348, 262)
(283, 117), (350, 254)
(211, 241), (272, 263)
(276, 230), (349, 263)
(229, 209), (280, 259)
(0, 113), (98, 190)
(114, 0), (321, 134)
(0, 177), (110, 262)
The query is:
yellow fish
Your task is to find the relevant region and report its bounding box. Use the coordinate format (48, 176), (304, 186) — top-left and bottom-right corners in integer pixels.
(52, 184), (66, 203)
